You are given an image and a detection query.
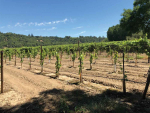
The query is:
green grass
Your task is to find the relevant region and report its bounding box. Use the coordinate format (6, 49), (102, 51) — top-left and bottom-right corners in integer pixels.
(136, 55), (144, 59)
(118, 52), (144, 60)
(126, 57), (134, 60)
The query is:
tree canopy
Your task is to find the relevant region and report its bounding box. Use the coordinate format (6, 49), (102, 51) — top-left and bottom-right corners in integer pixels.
(120, 0), (150, 38)
(107, 24), (128, 41)
(107, 0), (150, 41)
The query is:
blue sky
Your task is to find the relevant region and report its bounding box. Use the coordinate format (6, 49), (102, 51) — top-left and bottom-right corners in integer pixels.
(0, 0), (134, 37)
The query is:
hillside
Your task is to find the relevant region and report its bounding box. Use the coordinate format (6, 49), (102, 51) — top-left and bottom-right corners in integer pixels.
(0, 32), (106, 48)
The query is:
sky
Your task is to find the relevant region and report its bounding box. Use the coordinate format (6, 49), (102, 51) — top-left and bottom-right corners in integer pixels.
(0, 0), (134, 37)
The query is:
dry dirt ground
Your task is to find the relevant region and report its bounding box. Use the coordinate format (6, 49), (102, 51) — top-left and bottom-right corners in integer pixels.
(0, 52), (150, 113)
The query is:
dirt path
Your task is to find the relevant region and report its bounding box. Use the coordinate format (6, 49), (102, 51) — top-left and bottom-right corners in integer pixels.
(1, 63), (113, 109)
(0, 64), (79, 107)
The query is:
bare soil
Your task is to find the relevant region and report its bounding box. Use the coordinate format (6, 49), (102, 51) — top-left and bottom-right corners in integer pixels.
(0, 52), (150, 112)
(4, 53), (150, 93)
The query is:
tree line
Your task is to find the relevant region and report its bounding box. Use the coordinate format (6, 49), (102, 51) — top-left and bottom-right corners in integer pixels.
(107, 0), (150, 41)
(0, 32), (107, 48)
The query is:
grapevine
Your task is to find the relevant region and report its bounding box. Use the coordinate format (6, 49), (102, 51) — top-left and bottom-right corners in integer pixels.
(89, 53), (93, 70)
(55, 52), (61, 78)
(113, 51), (118, 72)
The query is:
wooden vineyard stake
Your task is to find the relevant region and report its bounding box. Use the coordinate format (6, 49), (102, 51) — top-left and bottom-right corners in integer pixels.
(41, 45), (43, 73)
(60, 54), (61, 65)
(1, 51), (3, 93)
(15, 49), (16, 66)
(135, 48), (138, 66)
(5, 51), (6, 64)
(142, 67), (150, 99)
(29, 55), (31, 70)
(21, 60), (22, 68)
(78, 41), (82, 83)
(148, 56), (150, 63)
(135, 52), (137, 66)
(80, 73), (82, 83)
(60, 51), (63, 65)
(123, 52), (126, 94)
(127, 52), (129, 62)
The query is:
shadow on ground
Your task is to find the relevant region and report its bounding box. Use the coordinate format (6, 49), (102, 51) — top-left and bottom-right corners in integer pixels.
(0, 88), (150, 113)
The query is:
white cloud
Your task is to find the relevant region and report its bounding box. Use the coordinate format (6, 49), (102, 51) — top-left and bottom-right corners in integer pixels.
(53, 27), (56, 29)
(37, 22), (45, 26)
(79, 31), (86, 34)
(47, 22), (51, 25)
(76, 31), (86, 35)
(28, 22), (34, 26)
(73, 26), (83, 29)
(47, 27), (57, 30)
(34, 27), (57, 31)
(62, 18), (68, 23)
(15, 23), (22, 27)
(13, 18), (68, 27)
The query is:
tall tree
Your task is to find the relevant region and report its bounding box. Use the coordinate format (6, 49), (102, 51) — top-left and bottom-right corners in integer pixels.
(120, 0), (150, 38)
(107, 24), (128, 41)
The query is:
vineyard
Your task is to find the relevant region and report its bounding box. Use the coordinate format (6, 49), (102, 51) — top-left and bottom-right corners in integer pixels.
(1, 35), (150, 92)
(0, 36), (150, 112)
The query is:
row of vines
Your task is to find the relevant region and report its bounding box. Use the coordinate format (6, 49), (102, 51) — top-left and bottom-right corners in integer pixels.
(0, 35), (150, 98)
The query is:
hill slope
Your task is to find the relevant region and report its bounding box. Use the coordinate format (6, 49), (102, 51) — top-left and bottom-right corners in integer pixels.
(0, 32), (106, 48)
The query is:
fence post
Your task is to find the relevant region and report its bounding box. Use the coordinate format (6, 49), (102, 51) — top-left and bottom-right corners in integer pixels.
(1, 51), (3, 93)
(142, 67), (150, 99)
